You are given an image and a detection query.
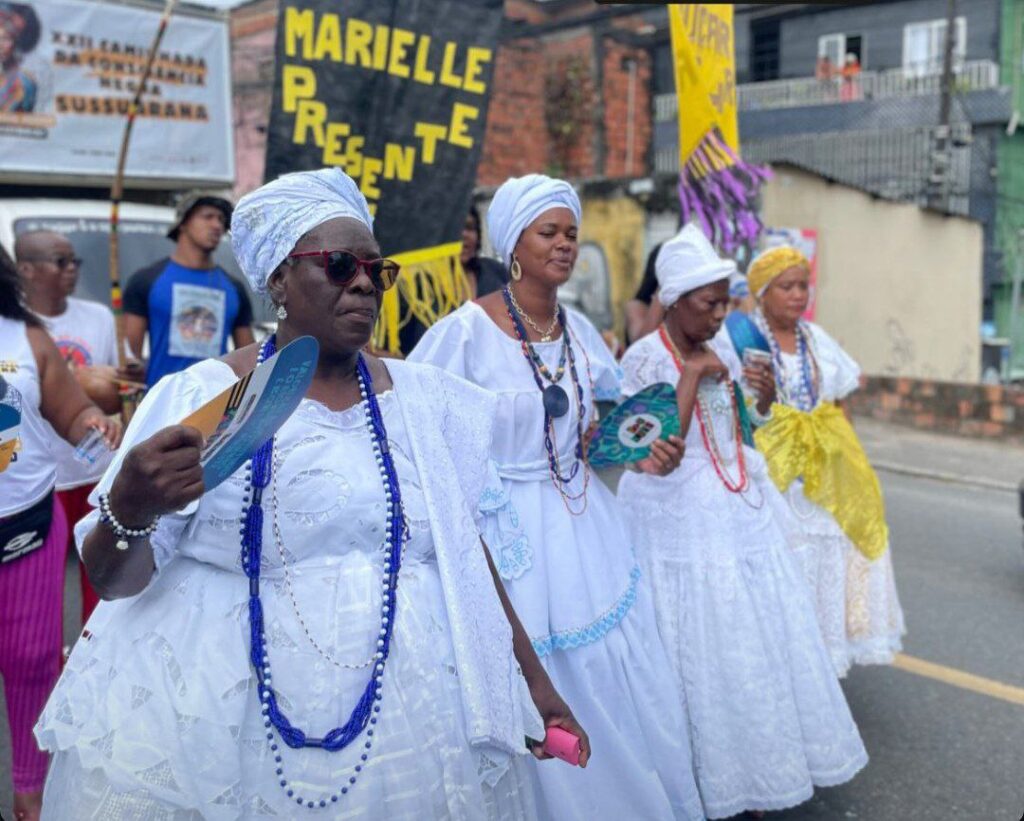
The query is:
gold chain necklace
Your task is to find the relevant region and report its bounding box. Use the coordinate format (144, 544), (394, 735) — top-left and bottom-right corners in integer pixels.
(507, 285), (560, 342)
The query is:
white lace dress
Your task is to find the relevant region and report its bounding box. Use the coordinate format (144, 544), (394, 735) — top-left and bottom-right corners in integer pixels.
(617, 330), (868, 820)
(35, 358), (541, 820)
(410, 303), (704, 821)
(761, 322), (905, 676)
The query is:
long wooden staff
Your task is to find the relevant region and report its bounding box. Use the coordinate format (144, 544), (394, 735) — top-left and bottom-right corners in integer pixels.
(108, 0), (178, 421)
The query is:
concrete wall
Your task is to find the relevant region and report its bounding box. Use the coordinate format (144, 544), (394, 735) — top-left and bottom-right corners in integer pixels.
(761, 165), (983, 382)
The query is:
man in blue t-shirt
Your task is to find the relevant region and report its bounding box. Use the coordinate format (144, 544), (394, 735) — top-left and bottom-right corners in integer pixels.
(123, 193), (255, 388)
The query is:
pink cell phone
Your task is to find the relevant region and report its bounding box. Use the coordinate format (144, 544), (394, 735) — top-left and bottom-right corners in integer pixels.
(542, 726), (582, 766)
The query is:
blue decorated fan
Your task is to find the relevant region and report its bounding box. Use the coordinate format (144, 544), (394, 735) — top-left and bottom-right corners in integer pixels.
(587, 383), (680, 469)
(725, 311), (770, 360)
(181, 336), (318, 492)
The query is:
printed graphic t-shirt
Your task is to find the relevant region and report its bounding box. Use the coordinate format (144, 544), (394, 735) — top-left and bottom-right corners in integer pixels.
(124, 258), (253, 387)
(40, 298), (118, 490)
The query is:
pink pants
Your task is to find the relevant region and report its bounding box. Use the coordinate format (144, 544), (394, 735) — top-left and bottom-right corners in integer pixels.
(0, 496), (67, 793)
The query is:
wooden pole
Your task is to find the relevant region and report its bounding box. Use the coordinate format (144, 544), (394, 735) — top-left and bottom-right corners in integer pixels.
(108, 0), (178, 420)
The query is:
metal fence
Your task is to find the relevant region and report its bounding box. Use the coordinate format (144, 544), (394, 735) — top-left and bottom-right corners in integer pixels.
(744, 125), (973, 215)
(654, 124), (973, 216)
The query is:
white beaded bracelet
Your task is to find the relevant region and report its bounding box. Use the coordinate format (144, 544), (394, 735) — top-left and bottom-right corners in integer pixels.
(98, 492), (159, 551)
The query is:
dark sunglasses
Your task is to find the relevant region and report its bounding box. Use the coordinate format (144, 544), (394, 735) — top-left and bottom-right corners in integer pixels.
(25, 255), (82, 269)
(287, 249), (400, 292)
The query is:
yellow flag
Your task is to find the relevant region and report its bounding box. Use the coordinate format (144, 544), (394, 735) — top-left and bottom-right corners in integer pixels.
(669, 4), (739, 164)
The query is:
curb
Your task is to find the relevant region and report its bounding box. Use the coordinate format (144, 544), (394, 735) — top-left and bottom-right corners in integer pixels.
(871, 460), (1019, 493)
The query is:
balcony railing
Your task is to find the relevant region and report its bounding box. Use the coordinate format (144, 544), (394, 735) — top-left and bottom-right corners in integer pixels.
(654, 59), (1000, 118)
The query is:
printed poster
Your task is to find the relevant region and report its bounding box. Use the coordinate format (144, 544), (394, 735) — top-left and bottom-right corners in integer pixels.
(0, 0), (233, 184)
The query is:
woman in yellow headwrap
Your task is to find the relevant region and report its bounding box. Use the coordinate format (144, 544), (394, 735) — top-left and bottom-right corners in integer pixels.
(741, 246), (905, 677)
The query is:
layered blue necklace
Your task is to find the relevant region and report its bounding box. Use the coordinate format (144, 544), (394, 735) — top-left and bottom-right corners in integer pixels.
(241, 334), (405, 809)
(501, 287), (587, 486)
(754, 310), (820, 412)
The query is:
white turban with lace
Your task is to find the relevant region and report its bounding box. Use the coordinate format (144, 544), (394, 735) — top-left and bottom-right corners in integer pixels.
(655, 224), (736, 308)
(486, 174), (581, 267)
(231, 168), (374, 294)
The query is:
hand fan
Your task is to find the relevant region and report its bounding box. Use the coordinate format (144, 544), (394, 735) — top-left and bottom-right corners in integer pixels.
(587, 383), (680, 469)
(181, 336), (318, 491)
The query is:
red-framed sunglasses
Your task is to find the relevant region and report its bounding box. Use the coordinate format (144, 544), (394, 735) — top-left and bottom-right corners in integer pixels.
(286, 249), (401, 292)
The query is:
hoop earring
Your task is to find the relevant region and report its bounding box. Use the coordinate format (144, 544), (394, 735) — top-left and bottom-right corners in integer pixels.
(276, 304), (288, 320)
(510, 258), (522, 281)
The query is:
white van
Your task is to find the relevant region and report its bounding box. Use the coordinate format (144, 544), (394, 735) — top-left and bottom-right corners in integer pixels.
(0, 198), (272, 325)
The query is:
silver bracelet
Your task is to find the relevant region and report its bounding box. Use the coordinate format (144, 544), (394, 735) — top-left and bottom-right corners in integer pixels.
(747, 399), (774, 428)
(98, 492), (159, 551)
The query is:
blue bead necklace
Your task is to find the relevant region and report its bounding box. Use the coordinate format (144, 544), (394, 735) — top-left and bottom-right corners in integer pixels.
(755, 310), (820, 412)
(241, 335), (405, 809)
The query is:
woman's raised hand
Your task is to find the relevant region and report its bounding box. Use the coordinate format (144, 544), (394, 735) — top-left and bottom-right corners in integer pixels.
(685, 347), (729, 382)
(80, 409), (123, 450)
(742, 360), (777, 415)
(108, 426), (205, 526)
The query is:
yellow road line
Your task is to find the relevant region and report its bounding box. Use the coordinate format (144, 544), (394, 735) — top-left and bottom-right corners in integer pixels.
(892, 653), (1024, 706)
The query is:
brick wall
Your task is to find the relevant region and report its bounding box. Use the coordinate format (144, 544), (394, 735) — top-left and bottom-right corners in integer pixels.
(231, 0), (278, 199)
(477, 6), (653, 184)
(847, 376), (1024, 443)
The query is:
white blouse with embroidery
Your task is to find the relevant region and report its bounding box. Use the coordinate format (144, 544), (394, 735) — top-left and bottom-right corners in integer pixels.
(36, 357), (541, 821)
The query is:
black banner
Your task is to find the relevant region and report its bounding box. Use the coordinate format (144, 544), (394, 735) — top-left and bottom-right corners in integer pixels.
(265, 0), (503, 260)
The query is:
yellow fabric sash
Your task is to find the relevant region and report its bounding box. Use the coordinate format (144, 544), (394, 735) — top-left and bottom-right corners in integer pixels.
(754, 402), (889, 560)
(373, 242), (472, 354)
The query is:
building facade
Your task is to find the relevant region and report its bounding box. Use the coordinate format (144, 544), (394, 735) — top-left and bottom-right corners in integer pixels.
(650, 0), (1024, 378)
(227, 0), (1008, 380)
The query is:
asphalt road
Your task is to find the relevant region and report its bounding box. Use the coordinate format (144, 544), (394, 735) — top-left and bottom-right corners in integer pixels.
(2, 471), (1022, 819)
(774, 473), (1024, 820)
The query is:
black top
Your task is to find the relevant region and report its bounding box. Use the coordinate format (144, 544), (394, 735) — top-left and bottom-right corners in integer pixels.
(634, 242), (663, 306)
(466, 256), (509, 298)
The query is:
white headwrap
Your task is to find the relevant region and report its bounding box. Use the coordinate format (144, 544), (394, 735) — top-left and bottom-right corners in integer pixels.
(486, 174), (581, 266)
(655, 223), (736, 308)
(231, 168), (374, 294)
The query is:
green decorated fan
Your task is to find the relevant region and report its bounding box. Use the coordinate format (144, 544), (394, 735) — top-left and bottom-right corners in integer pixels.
(587, 383), (680, 469)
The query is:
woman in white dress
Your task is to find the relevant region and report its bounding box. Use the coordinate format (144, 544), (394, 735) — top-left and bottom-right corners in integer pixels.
(741, 246), (905, 676)
(34, 168), (587, 820)
(410, 174), (704, 821)
(617, 225), (868, 819)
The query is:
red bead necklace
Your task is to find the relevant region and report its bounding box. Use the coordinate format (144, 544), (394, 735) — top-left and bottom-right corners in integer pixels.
(658, 325), (749, 493)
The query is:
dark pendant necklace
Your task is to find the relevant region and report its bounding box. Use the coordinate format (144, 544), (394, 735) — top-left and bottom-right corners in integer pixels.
(501, 287), (588, 490)
(543, 383), (570, 418)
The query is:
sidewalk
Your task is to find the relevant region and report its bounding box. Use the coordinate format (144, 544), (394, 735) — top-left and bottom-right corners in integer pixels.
(854, 415), (1024, 492)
